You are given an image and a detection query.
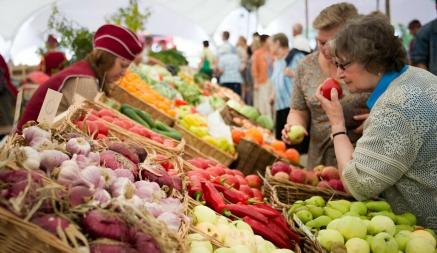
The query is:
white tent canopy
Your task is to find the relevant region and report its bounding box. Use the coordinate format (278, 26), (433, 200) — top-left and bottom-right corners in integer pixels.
(0, 0), (435, 64)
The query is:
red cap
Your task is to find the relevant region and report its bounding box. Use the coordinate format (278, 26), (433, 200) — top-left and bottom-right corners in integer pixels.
(93, 24), (143, 61)
(47, 35), (58, 46)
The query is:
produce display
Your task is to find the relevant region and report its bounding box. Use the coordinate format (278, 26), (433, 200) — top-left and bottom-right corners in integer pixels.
(270, 162), (345, 192)
(288, 196), (437, 253)
(189, 205), (297, 253)
(0, 125), (185, 252)
(74, 106), (179, 147)
(227, 100), (273, 131)
(149, 49), (188, 69)
(117, 71), (177, 118)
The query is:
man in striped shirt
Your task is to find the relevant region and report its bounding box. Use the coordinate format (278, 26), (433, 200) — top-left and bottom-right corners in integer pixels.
(270, 33), (305, 139)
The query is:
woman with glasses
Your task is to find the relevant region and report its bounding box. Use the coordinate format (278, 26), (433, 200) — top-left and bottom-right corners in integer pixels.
(317, 15), (437, 231)
(282, 2), (369, 169)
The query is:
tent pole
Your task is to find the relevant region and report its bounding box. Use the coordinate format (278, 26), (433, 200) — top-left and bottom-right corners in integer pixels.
(385, 0), (391, 21)
(305, 0), (309, 38)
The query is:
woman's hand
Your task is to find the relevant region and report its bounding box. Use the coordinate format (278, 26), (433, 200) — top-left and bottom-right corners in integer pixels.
(315, 84), (346, 132)
(353, 113), (369, 134)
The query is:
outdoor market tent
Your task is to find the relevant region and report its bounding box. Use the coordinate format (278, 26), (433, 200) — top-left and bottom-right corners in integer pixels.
(0, 0), (435, 65)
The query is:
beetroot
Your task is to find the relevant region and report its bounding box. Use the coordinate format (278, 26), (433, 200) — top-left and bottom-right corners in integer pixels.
(32, 214), (70, 235)
(108, 143), (139, 164)
(140, 164), (178, 191)
(100, 150), (138, 177)
(69, 185), (93, 207)
(90, 239), (138, 253)
(84, 210), (129, 242)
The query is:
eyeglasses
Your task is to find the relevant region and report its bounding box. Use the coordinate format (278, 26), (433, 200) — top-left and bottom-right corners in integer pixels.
(335, 61), (353, 70)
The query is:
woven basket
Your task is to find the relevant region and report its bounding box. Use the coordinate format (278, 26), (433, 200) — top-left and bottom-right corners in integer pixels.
(264, 167), (354, 209)
(109, 84), (175, 126)
(63, 100), (184, 155)
(220, 105), (266, 129)
(235, 138), (277, 175)
(0, 208), (77, 253)
(174, 124), (237, 166)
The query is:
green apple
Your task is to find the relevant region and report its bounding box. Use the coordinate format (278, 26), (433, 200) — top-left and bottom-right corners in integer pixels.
(410, 230), (436, 248)
(307, 205), (324, 218)
(395, 225), (414, 234)
(230, 245), (252, 253)
(345, 238), (370, 253)
(395, 230), (412, 251)
(305, 196), (326, 207)
(214, 248), (235, 253)
(370, 232), (398, 253)
(271, 249), (296, 253)
(368, 216), (396, 235)
(193, 205), (217, 224)
(327, 200), (351, 214)
(306, 215), (332, 229)
(336, 216), (367, 240)
(231, 220), (253, 234)
(406, 238), (435, 253)
(287, 125), (305, 144)
(196, 222), (220, 241)
(324, 207), (343, 219)
(395, 213), (416, 226)
(317, 229), (345, 251)
(296, 209), (313, 224)
(366, 201), (392, 212)
(190, 246), (213, 253)
(350, 202), (367, 216)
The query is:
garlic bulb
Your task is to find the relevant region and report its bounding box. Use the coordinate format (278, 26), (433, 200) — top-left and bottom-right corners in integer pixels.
(17, 146), (41, 170)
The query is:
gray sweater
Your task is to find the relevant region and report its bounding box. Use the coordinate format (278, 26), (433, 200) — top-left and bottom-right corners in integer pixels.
(342, 66), (437, 231)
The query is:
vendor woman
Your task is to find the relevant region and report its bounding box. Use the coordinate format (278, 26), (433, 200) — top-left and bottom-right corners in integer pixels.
(316, 15), (437, 230)
(17, 24), (143, 132)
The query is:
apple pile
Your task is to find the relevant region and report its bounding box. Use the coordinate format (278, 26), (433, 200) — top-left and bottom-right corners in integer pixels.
(270, 162), (345, 192)
(187, 157), (264, 202)
(189, 205), (296, 253)
(74, 108), (176, 147)
(288, 196), (437, 253)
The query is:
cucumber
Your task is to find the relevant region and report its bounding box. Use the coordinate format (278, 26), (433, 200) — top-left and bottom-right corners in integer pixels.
(134, 109), (155, 128)
(120, 107), (151, 129)
(153, 128), (182, 140)
(154, 120), (173, 132)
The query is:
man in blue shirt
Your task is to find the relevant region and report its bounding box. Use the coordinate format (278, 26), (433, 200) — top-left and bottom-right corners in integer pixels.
(411, 1), (437, 75)
(270, 33), (305, 139)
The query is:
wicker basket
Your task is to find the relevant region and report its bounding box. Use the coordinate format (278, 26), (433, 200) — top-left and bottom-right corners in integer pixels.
(0, 208), (77, 253)
(234, 138), (277, 175)
(108, 84), (175, 126)
(220, 105), (266, 129)
(63, 100), (184, 155)
(174, 124), (237, 166)
(264, 167), (354, 209)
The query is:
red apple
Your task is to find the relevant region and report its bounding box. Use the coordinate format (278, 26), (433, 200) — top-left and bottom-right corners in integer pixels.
(328, 179), (344, 192)
(273, 171), (290, 182)
(321, 166), (340, 180)
(317, 180), (331, 189)
(321, 78), (343, 100)
(306, 171), (319, 186)
(235, 175), (248, 186)
(271, 161), (291, 175)
(251, 188), (264, 201)
(245, 175), (262, 189)
(289, 169), (307, 184)
(239, 185), (254, 197)
(314, 165), (324, 178)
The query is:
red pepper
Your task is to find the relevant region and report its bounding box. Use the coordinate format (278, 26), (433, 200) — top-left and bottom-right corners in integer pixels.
(201, 181), (226, 212)
(223, 204), (268, 224)
(271, 215), (301, 244)
(213, 183), (249, 204)
(175, 99), (188, 107)
(243, 216), (292, 249)
(249, 204), (281, 218)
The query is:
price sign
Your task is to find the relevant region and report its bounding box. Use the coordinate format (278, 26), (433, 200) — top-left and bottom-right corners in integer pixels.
(37, 88), (63, 125)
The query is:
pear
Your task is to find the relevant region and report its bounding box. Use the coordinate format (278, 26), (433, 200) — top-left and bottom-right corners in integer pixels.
(288, 201), (306, 215)
(214, 248), (235, 253)
(410, 230), (436, 248)
(342, 211), (360, 217)
(406, 237), (435, 253)
(331, 242), (348, 253)
(306, 215), (332, 229)
(395, 213), (416, 226)
(367, 216), (396, 236)
(324, 206), (343, 219)
(370, 232), (398, 253)
(305, 196), (326, 207)
(193, 205), (217, 224)
(350, 202), (367, 216)
(336, 216), (367, 240)
(366, 201), (392, 212)
(307, 205), (324, 218)
(327, 200), (351, 214)
(296, 209), (313, 224)
(395, 225), (414, 235)
(365, 235), (374, 245)
(230, 245), (252, 253)
(231, 220), (253, 233)
(327, 218), (342, 230)
(345, 238), (370, 253)
(191, 240), (213, 253)
(368, 211), (396, 221)
(317, 229), (345, 251)
(395, 230), (412, 251)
